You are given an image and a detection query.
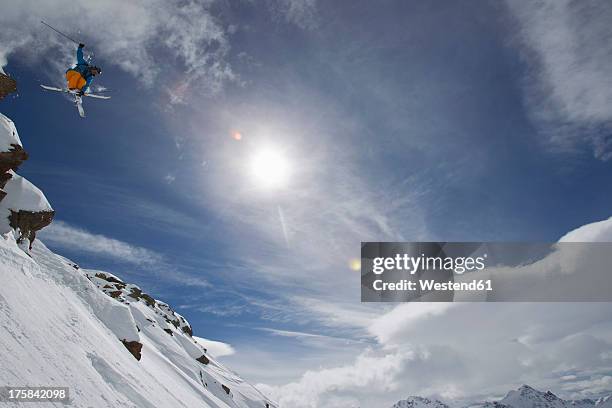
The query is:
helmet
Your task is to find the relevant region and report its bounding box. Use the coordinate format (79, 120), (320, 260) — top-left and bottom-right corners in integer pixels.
(91, 66), (102, 75)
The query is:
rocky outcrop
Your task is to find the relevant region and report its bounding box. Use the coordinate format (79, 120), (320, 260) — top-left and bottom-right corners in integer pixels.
(9, 209), (54, 249)
(0, 113), (27, 197)
(0, 172), (54, 247)
(196, 354), (210, 365)
(0, 74), (54, 247)
(0, 73), (17, 100)
(87, 270), (199, 362)
(0, 144), (28, 185)
(121, 340), (143, 361)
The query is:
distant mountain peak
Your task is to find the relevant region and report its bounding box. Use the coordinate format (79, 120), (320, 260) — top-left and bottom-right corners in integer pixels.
(392, 396), (450, 408)
(392, 385), (610, 408)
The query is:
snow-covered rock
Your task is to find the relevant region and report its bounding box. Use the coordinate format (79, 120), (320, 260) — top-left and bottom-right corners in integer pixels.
(0, 113), (27, 194)
(596, 396), (612, 408)
(0, 109), (54, 247)
(1, 171), (52, 212)
(0, 112), (23, 152)
(500, 385), (569, 408)
(571, 400), (597, 408)
(0, 235), (276, 407)
(0, 171), (54, 244)
(392, 396), (450, 408)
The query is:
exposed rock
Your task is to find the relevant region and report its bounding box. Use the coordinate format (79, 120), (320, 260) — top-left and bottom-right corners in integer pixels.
(0, 144), (27, 186)
(121, 340), (143, 361)
(0, 73), (17, 100)
(196, 354), (210, 365)
(9, 209), (54, 249)
(0, 111), (28, 203)
(128, 287), (156, 307)
(221, 384), (230, 395)
(94, 272), (125, 285)
(163, 328), (173, 336)
(182, 324), (193, 337)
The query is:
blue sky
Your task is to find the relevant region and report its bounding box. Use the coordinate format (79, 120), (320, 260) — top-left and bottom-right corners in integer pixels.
(2, 1), (612, 407)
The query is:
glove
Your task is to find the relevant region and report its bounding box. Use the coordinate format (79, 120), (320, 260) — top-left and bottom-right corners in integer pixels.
(78, 43), (85, 48)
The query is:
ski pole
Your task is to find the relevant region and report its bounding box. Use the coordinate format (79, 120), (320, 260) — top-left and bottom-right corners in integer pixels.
(40, 20), (81, 45)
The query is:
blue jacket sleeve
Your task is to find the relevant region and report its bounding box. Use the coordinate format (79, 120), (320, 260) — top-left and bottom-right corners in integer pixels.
(76, 45), (86, 65)
(82, 76), (93, 93)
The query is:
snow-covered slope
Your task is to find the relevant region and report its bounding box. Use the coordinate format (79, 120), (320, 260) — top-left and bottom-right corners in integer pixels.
(0, 234), (275, 407)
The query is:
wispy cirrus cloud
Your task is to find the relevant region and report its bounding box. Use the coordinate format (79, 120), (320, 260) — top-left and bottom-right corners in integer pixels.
(0, 0), (234, 102)
(40, 220), (162, 265)
(0, 1), (320, 103)
(267, 0), (318, 29)
(507, 0), (612, 160)
(40, 220), (212, 289)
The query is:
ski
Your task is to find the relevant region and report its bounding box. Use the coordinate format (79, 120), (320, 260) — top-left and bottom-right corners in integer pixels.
(40, 84), (111, 99)
(75, 95), (85, 118)
(41, 84), (110, 118)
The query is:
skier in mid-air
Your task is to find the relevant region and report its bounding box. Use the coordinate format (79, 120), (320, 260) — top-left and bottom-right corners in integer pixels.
(39, 22), (110, 117)
(65, 43), (101, 96)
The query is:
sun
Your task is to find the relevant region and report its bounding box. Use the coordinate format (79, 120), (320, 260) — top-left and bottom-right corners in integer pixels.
(249, 147), (291, 189)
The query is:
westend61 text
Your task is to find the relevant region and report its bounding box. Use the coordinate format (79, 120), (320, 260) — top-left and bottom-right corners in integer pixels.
(372, 279), (493, 292)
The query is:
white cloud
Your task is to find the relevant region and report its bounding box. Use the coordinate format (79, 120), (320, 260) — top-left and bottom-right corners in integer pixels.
(258, 327), (369, 350)
(40, 220), (162, 265)
(0, 0), (234, 101)
(368, 303), (456, 345)
(256, 346), (421, 408)
(559, 216), (612, 242)
(256, 302), (612, 407)
(252, 217), (612, 407)
(293, 297), (382, 331)
(507, 0), (612, 160)
(193, 336), (235, 358)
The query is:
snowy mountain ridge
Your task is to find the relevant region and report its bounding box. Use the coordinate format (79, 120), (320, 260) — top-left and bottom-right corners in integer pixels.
(0, 232), (276, 407)
(392, 396), (450, 408)
(392, 386), (612, 408)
